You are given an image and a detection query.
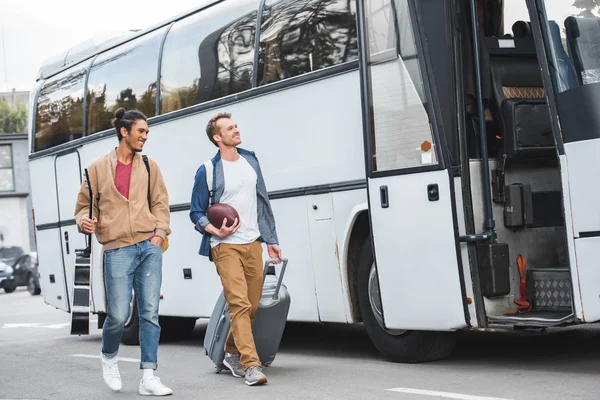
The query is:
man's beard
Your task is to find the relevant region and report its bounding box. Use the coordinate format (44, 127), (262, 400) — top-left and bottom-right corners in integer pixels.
(127, 138), (142, 152)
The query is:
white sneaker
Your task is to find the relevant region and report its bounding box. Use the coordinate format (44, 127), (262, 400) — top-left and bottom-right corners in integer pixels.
(139, 376), (173, 396)
(101, 355), (122, 391)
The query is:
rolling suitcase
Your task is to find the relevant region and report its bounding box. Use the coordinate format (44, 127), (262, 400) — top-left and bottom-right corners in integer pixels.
(204, 257), (290, 373)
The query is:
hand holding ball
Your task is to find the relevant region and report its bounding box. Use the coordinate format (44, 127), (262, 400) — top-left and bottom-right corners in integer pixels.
(207, 203), (240, 228)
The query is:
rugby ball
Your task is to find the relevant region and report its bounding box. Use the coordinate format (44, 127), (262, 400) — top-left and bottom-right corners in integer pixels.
(207, 203), (240, 228)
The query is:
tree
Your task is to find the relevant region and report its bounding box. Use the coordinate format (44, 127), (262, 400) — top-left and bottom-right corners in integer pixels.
(0, 99), (27, 134)
(573, 0), (600, 17)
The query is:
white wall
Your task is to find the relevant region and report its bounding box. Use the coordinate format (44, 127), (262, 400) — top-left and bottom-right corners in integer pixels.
(0, 196), (31, 252)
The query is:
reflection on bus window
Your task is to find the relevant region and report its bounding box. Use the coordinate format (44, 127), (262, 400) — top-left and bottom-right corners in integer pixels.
(366, 0), (396, 55)
(35, 67), (85, 152)
(160, 3), (258, 114)
(258, 0), (358, 86)
(367, 0), (436, 172)
(86, 27), (166, 135)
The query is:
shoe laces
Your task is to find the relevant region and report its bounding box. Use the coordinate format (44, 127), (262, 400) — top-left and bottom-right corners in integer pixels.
(105, 363), (120, 379)
(145, 376), (164, 386)
(247, 366), (262, 376)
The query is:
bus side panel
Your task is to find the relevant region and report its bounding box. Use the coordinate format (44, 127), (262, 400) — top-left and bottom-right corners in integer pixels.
(564, 140), (600, 235)
(29, 158), (58, 225)
(306, 193), (348, 323)
(262, 196), (321, 322)
(155, 211), (222, 318)
(36, 228), (68, 310)
(157, 196), (321, 322)
(30, 157), (64, 309)
(574, 237), (600, 322)
(144, 70), (366, 207)
(332, 190), (369, 323)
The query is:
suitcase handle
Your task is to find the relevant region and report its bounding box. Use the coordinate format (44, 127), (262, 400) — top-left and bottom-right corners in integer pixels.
(263, 258), (288, 300)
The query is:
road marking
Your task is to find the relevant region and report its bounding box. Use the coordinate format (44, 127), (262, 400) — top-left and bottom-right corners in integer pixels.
(71, 354), (140, 363)
(3, 320), (96, 329)
(3, 322), (71, 329)
(387, 387), (513, 400)
(41, 322), (71, 329)
(3, 323), (45, 328)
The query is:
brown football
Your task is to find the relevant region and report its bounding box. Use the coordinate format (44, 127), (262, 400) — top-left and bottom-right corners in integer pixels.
(207, 203), (240, 228)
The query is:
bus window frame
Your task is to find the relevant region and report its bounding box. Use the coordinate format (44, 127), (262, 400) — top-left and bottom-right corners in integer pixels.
(29, 0), (360, 160)
(360, 0), (448, 180)
(155, 22), (175, 117)
(525, 0), (566, 156)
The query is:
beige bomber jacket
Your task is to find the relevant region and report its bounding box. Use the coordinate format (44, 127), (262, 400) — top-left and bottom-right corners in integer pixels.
(74, 149), (171, 250)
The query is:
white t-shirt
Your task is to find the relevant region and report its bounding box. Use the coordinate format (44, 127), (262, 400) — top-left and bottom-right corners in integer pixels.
(210, 156), (260, 248)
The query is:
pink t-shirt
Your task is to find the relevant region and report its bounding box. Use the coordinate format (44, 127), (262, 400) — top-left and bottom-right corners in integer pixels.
(115, 161), (133, 199)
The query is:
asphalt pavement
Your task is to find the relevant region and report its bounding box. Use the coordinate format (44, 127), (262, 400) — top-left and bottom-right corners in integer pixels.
(1, 287), (600, 400)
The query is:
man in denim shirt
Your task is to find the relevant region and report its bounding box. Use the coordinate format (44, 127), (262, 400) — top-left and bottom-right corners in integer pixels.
(189, 112), (281, 386)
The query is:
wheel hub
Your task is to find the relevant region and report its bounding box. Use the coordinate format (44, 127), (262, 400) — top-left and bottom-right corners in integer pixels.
(368, 262), (406, 336)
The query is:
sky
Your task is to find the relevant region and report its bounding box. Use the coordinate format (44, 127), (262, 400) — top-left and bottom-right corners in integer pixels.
(0, 0), (588, 93)
(0, 0), (203, 92)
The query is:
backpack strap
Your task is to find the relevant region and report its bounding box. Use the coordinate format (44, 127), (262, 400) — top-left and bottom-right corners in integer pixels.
(142, 154), (151, 211)
(203, 159), (214, 205)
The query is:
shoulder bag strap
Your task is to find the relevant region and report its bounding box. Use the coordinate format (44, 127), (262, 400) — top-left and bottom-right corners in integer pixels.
(203, 160), (214, 205)
(142, 154), (151, 211)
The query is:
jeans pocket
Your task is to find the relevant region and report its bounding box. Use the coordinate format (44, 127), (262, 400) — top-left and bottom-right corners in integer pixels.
(148, 239), (162, 250)
(211, 244), (220, 262)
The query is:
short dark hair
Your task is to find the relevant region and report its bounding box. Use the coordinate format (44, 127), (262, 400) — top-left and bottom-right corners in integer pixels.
(111, 108), (147, 141)
(206, 112), (231, 147)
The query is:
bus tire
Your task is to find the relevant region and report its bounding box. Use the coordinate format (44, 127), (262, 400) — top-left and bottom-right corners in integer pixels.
(357, 237), (455, 363)
(121, 295), (140, 346)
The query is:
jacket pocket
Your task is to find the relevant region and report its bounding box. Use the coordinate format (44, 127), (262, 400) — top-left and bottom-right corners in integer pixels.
(135, 201), (158, 233)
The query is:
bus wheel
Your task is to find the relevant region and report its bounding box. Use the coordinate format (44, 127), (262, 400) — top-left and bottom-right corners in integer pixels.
(121, 294), (140, 345)
(357, 238), (455, 363)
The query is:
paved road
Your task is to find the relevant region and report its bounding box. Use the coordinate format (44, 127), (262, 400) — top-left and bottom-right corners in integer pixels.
(1, 288), (599, 399)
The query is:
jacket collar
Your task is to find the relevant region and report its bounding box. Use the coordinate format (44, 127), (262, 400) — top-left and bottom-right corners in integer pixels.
(211, 147), (254, 164)
(110, 148), (142, 164)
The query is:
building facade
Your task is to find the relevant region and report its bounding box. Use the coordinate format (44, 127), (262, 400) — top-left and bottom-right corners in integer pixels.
(0, 134), (35, 253)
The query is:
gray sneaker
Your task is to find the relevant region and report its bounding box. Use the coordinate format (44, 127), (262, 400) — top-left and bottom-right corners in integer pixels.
(244, 365), (267, 386)
(223, 353), (244, 378)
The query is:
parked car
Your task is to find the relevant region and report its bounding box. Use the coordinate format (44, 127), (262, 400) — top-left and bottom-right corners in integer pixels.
(0, 252), (41, 295)
(0, 246), (24, 266)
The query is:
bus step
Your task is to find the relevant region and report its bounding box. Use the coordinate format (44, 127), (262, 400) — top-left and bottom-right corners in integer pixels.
(526, 267), (572, 312)
(488, 310), (574, 328)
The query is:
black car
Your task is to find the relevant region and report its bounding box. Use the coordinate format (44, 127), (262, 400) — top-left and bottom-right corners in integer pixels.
(0, 252), (41, 295)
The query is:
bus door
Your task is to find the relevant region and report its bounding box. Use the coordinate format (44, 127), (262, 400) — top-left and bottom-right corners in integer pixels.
(356, 0), (466, 330)
(527, 0), (600, 322)
(54, 149), (86, 313)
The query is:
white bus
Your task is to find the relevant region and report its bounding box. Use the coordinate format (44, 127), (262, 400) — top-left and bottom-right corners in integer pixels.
(28, 0), (600, 363)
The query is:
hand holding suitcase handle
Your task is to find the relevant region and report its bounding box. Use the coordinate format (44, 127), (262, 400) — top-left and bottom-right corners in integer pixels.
(263, 258), (288, 301)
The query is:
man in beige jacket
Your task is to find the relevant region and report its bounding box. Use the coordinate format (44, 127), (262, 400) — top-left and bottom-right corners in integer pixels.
(74, 108), (172, 396)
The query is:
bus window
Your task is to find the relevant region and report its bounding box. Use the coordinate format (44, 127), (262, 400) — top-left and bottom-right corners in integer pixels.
(544, 2), (594, 91)
(34, 66), (85, 152)
(503, 0), (530, 35)
(160, 1), (259, 114)
(257, 0), (358, 86)
(86, 26), (166, 135)
(367, 0), (436, 171)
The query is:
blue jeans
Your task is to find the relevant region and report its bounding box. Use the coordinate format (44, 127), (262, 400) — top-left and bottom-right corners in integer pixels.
(102, 240), (162, 370)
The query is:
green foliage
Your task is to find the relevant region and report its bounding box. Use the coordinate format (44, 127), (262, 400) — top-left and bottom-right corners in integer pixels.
(0, 99), (28, 134)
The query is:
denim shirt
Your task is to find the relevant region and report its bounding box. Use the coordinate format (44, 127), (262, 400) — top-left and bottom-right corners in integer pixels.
(189, 148), (279, 258)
